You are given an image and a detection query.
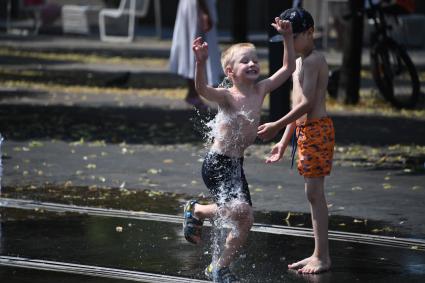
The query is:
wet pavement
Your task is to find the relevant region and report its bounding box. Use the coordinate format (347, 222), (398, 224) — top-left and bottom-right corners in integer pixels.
(1, 203), (425, 283)
(1, 32), (424, 282)
(0, 267), (139, 283)
(2, 140), (425, 239)
(1, 188), (425, 282)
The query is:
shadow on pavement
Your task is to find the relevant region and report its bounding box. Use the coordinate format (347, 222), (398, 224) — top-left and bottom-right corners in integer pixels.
(0, 55), (75, 66)
(0, 104), (424, 146)
(0, 204), (424, 283)
(0, 89), (48, 101)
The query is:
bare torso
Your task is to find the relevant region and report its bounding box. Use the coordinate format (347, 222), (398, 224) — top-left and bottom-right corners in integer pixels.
(210, 88), (264, 157)
(292, 50), (328, 124)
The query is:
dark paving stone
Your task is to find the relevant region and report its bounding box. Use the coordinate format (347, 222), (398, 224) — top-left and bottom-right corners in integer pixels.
(0, 266), (137, 283)
(0, 208), (424, 282)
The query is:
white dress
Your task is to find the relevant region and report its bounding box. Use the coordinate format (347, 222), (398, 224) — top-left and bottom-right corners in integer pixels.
(169, 0), (223, 86)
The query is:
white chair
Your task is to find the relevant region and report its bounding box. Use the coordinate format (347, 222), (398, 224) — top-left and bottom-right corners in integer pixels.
(99, 0), (161, 42)
(62, 5), (91, 35)
(6, 0), (46, 35)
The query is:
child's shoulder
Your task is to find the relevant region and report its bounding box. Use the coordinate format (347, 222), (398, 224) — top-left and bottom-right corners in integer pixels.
(305, 50), (326, 66)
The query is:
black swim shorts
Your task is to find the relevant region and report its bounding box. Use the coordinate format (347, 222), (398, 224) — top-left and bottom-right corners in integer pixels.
(201, 152), (252, 206)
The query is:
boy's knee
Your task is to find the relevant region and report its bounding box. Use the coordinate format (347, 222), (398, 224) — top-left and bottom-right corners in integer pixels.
(305, 190), (318, 204)
(231, 203), (254, 226)
(305, 177), (325, 204)
(305, 187), (325, 204)
(238, 203), (254, 227)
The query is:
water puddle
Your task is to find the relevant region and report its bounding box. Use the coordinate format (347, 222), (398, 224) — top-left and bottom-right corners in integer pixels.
(0, 207), (424, 283)
(0, 185), (412, 238)
(0, 185), (424, 282)
(0, 266), (138, 283)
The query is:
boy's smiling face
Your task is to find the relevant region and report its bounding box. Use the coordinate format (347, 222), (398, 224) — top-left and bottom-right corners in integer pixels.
(228, 48), (260, 82)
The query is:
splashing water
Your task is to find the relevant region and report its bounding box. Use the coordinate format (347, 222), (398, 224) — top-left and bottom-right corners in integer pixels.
(201, 112), (256, 268)
(218, 76), (233, 89)
(192, 76), (259, 268)
(205, 108), (256, 156)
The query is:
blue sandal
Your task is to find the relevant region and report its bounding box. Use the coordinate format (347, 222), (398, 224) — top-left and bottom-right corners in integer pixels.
(183, 200), (203, 244)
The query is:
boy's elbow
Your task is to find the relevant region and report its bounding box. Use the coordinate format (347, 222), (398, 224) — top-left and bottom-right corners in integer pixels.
(288, 63), (296, 73)
(195, 83), (208, 98)
(195, 85), (205, 96)
(284, 62), (296, 73)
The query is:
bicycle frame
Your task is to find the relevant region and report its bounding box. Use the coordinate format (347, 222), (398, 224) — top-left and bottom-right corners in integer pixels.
(365, 0), (391, 41)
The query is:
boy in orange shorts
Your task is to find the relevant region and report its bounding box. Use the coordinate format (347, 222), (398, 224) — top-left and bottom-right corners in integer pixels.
(257, 7), (334, 274)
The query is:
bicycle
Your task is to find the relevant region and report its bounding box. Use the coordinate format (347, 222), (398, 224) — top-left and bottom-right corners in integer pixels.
(328, 0), (420, 109)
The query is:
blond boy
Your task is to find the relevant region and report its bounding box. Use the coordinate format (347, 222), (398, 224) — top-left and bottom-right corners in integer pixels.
(183, 19), (295, 282)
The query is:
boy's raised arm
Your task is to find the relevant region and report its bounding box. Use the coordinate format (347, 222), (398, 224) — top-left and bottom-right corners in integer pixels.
(258, 57), (319, 141)
(258, 18), (296, 94)
(193, 37), (228, 105)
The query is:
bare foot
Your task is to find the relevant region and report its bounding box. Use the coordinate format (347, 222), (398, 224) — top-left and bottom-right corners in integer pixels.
(288, 257), (313, 270)
(297, 257), (331, 274)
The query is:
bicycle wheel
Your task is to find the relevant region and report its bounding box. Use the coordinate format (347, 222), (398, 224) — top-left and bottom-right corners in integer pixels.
(370, 38), (420, 109)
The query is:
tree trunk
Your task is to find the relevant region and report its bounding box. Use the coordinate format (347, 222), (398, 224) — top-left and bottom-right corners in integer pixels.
(232, 0), (247, 42)
(338, 0), (364, 105)
(267, 0), (293, 122)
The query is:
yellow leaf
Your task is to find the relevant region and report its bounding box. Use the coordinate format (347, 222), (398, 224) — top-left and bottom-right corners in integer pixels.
(382, 183), (392, 190)
(86, 164), (96, 169)
(29, 141), (44, 148)
(147, 168), (160, 174)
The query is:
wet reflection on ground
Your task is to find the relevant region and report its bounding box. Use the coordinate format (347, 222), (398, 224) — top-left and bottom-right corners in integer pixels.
(0, 206), (424, 282)
(0, 185), (412, 238)
(1, 209), (425, 282)
(0, 266), (137, 283)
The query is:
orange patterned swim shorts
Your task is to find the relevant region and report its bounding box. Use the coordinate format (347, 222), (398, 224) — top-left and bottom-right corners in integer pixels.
(296, 117), (335, 178)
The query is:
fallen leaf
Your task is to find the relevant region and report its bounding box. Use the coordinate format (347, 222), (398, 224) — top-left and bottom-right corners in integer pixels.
(382, 183), (392, 190)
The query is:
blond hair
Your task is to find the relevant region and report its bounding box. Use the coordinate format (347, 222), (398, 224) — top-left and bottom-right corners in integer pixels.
(221, 43), (256, 75)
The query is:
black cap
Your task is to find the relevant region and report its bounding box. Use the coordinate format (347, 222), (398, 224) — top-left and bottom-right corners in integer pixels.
(279, 8), (314, 34)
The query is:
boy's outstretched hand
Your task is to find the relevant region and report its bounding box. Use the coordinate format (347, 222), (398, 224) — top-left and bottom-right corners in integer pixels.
(265, 142), (286, 163)
(271, 18), (293, 37)
(192, 37), (209, 63)
(257, 122), (280, 141)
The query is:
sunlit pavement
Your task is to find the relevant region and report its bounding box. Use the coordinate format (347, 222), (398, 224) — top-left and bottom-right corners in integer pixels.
(0, 192), (424, 282)
(1, 34), (425, 282)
